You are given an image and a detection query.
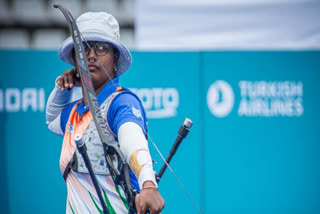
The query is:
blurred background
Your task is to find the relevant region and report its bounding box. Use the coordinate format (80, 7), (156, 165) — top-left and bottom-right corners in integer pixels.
(1, 0), (319, 214)
(0, 0), (135, 49)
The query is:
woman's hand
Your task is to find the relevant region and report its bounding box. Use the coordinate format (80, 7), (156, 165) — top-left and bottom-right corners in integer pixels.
(56, 68), (81, 90)
(135, 181), (165, 214)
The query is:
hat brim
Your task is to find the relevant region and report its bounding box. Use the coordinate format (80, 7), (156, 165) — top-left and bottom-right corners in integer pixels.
(58, 31), (132, 77)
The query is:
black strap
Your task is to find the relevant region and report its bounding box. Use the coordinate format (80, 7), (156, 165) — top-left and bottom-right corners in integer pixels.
(63, 157), (74, 181)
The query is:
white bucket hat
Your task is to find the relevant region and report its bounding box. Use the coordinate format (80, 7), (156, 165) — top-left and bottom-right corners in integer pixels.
(58, 12), (132, 77)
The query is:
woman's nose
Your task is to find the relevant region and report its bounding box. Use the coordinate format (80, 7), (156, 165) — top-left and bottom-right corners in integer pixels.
(87, 47), (97, 61)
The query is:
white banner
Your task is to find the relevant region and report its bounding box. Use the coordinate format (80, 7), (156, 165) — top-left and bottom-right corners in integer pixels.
(135, 0), (320, 50)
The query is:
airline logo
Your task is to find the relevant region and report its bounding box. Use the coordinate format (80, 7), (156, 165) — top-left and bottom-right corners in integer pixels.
(207, 81), (234, 118)
(238, 81), (303, 117)
(207, 80), (304, 118)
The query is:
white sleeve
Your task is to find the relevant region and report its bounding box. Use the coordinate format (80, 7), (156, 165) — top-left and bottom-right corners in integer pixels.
(48, 114), (63, 136)
(118, 122), (157, 189)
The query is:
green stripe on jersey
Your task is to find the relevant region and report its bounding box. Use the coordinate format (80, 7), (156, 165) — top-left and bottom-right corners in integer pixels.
(115, 185), (129, 210)
(102, 189), (116, 214)
(89, 191), (103, 214)
(69, 201), (75, 214)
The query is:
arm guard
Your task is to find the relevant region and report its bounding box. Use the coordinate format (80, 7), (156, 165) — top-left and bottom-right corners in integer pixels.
(118, 122), (157, 188)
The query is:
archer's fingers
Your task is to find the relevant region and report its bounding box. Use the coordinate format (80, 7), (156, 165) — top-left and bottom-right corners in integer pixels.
(139, 206), (147, 214)
(135, 194), (141, 214)
(73, 68), (82, 87)
(57, 77), (64, 90)
(75, 69), (80, 78)
(135, 194), (147, 214)
(66, 69), (75, 88)
(148, 200), (165, 214)
(62, 69), (73, 89)
(63, 72), (69, 88)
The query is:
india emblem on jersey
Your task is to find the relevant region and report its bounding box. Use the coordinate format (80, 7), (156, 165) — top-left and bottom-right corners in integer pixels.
(68, 122), (74, 133)
(132, 106), (142, 119)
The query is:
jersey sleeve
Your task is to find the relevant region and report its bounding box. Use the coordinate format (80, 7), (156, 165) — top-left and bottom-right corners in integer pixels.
(107, 91), (147, 137)
(60, 100), (79, 134)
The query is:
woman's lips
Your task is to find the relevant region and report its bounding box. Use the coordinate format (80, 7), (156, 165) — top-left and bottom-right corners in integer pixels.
(88, 65), (98, 72)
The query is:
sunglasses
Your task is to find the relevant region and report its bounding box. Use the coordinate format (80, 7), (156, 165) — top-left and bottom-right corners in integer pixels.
(83, 42), (113, 56)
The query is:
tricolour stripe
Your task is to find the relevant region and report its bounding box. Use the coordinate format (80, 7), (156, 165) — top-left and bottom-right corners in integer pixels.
(69, 201), (75, 214)
(102, 189), (116, 214)
(88, 191), (103, 214)
(115, 185), (129, 211)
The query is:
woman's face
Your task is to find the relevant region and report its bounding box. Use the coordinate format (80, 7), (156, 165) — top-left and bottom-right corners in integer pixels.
(74, 41), (118, 93)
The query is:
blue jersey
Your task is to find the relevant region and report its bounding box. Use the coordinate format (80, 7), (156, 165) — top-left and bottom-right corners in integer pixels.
(60, 77), (146, 194)
(60, 77), (147, 137)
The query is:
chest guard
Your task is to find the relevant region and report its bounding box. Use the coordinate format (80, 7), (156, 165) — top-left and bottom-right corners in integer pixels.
(63, 91), (122, 180)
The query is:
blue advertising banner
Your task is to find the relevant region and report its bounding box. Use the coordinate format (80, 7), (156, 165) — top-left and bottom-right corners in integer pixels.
(0, 50), (201, 214)
(0, 50), (319, 214)
(122, 51), (202, 213)
(0, 51), (70, 214)
(202, 51), (320, 214)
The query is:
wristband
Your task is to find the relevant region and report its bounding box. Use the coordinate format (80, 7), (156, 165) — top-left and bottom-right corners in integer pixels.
(141, 186), (158, 191)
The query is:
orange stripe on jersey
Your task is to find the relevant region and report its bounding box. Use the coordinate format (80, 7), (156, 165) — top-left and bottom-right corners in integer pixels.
(60, 100), (93, 175)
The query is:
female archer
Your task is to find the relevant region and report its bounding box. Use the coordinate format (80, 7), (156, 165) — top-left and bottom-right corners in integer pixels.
(46, 11), (165, 214)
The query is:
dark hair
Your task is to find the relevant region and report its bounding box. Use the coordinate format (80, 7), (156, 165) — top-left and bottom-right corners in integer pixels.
(113, 47), (120, 65)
